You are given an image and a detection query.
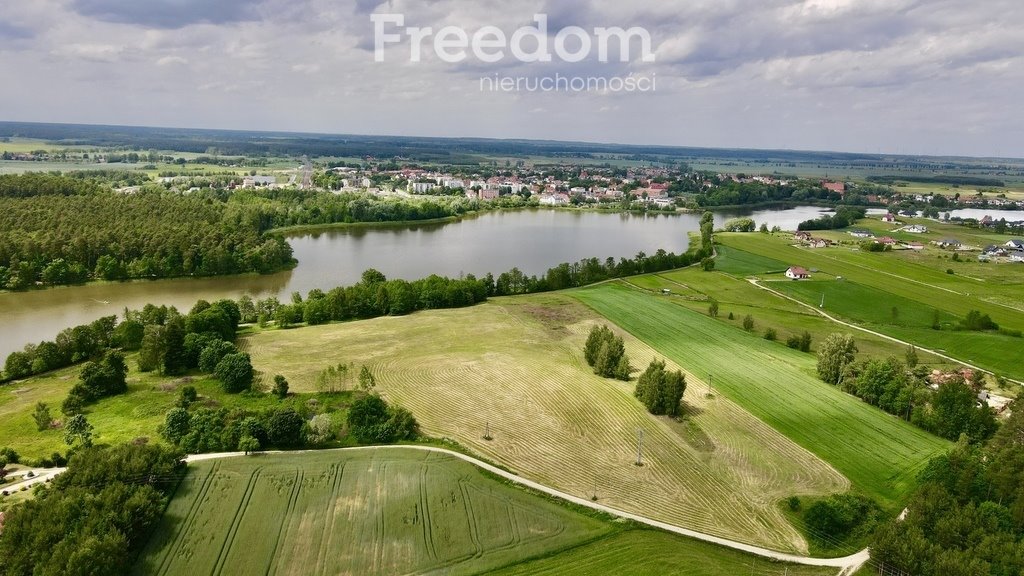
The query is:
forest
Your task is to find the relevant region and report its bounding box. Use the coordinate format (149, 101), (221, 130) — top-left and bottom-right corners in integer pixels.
(0, 174), (527, 290)
(870, 402), (1024, 574)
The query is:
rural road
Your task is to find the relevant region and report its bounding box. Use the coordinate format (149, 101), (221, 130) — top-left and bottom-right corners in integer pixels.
(4, 445), (871, 573)
(748, 277), (1019, 386)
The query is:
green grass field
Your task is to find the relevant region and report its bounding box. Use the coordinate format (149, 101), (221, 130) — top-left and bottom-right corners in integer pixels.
(717, 232), (1024, 380)
(718, 232), (1024, 329)
(630, 267), (954, 369)
(713, 245), (790, 276)
(244, 295), (847, 553)
(573, 282), (950, 508)
(135, 449), (835, 576)
(0, 361), (353, 461)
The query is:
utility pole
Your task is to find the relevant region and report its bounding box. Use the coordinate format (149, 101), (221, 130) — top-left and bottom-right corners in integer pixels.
(483, 422), (492, 441)
(635, 429), (644, 466)
(820, 293), (825, 308)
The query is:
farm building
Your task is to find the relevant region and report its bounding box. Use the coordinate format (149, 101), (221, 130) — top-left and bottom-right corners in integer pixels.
(785, 266), (811, 280)
(850, 230), (874, 238)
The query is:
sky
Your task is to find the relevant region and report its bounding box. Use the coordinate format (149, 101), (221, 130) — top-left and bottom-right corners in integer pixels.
(0, 0), (1022, 157)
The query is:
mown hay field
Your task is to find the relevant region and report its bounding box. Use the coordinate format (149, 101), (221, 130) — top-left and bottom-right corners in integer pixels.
(573, 282), (950, 508)
(243, 294), (848, 553)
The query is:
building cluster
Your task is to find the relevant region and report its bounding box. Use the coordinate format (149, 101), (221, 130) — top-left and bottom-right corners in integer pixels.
(327, 164), (688, 207)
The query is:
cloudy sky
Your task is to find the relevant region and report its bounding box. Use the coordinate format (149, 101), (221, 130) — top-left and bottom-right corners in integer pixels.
(1, 0), (1021, 157)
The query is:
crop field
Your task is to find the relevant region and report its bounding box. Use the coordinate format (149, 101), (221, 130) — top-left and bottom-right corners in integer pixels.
(134, 449), (610, 576)
(769, 278), (961, 329)
(573, 283), (951, 508)
(244, 294), (848, 553)
(136, 449), (837, 576)
(489, 530), (835, 576)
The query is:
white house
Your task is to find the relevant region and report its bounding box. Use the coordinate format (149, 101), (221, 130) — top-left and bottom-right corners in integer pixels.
(539, 193), (570, 206)
(785, 266), (811, 280)
(1005, 239), (1024, 251)
(902, 225), (928, 234)
(881, 213), (897, 223)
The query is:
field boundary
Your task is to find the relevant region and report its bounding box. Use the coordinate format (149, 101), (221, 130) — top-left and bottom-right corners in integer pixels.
(142, 445), (870, 570)
(748, 278), (1023, 386)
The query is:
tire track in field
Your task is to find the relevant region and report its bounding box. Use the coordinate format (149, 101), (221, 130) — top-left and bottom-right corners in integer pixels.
(315, 461), (346, 576)
(158, 461), (221, 576)
(458, 478), (485, 560)
(266, 467), (303, 576)
(212, 468), (262, 576)
(419, 462), (438, 562)
(374, 461), (388, 573)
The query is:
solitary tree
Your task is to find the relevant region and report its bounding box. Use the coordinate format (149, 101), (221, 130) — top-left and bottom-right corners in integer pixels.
(905, 345), (919, 368)
(742, 315), (755, 331)
(817, 334), (858, 385)
(33, 402), (52, 431)
(708, 301), (719, 318)
(238, 435), (261, 455)
(358, 365), (376, 390)
(63, 414), (94, 448)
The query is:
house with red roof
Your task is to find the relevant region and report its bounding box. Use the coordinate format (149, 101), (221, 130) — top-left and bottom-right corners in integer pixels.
(785, 266), (811, 280)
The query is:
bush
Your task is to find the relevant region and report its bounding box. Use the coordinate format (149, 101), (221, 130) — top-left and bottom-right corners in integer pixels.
(346, 394), (419, 444)
(273, 374), (289, 399)
(804, 494), (879, 541)
(742, 315), (755, 331)
(266, 408), (305, 447)
(763, 328), (777, 341)
(177, 386), (197, 408)
(0, 447), (19, 465)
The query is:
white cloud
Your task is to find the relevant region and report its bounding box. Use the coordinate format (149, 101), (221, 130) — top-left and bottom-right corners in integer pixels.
(157, 55), (188, 66)
(0, 0), (1021, 157)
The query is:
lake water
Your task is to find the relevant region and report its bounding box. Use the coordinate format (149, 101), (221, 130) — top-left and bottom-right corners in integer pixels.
(0, 206), (831, 359)
(948, 208), (1024, 222)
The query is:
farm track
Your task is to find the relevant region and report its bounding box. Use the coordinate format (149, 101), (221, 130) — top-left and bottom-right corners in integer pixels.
(176, 446), (871, 571)
(749, 278), (1024, 386)
(245, 300), (848, 553)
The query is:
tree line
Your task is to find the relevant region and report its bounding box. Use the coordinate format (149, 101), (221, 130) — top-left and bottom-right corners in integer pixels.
(0, 174), (295, 289)
(796, 206), (868, 231)
(816, 334), (997, 444)
(4, 233), (708, 382)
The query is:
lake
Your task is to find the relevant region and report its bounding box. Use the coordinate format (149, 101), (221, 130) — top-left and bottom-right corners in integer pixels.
(948, 208), (1024, 222)
(0, 206), (831, 359)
